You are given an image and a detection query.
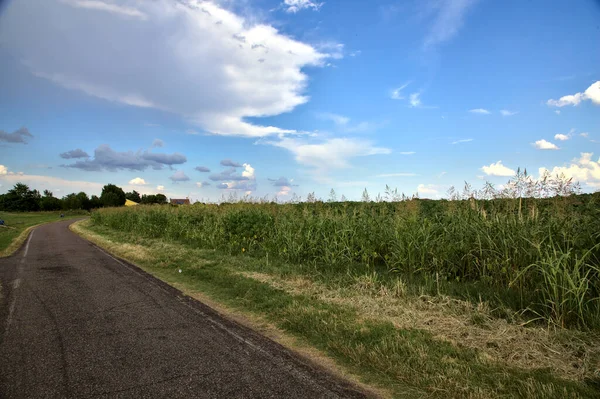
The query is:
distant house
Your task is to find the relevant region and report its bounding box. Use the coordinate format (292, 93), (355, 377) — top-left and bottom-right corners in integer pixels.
(125, 199), (139, 207)
(170, 198), (191, 205)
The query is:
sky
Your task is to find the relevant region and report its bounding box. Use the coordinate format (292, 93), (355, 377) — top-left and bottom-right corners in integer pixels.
(0, 0), (599, 202)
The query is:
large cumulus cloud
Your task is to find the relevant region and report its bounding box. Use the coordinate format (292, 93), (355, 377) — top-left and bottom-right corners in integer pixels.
(0, 0), (327, 137)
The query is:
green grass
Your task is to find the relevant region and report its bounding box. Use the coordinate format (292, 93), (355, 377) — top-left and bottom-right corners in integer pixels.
(0, 211), (86, 256)
(73, 220), (600, 399)
(89, 194), (600, 329)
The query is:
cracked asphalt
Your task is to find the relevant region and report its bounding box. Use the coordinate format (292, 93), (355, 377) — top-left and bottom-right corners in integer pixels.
(0, 220), (369, 398)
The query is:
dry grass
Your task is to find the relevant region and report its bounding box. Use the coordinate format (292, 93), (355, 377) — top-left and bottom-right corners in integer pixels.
(0, 225), (35, 258)
(240, 271), (600, 383)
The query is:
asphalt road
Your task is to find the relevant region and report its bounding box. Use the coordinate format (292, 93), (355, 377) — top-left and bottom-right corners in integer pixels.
(0, 220), (369, 398)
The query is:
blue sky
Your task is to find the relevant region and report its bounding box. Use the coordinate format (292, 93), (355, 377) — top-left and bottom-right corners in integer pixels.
(1, 0), (599, 201)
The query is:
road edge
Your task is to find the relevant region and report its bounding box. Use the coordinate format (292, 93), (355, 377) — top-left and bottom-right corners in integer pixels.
(69, 219), (384, 399)
(0, 225), (37, 258)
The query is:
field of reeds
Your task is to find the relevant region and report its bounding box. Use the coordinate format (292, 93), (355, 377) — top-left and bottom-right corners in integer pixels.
(91, 173), (600, 330)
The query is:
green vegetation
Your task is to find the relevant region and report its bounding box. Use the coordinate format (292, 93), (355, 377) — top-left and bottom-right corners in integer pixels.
(0, 211), (85, 256)
(0, 182), (168, 212)
(81, 172), (600, 397)
(74, 218), (600, 398)
(91, 184), (600, 329)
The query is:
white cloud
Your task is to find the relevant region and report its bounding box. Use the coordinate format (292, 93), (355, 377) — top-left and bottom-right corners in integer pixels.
(409, 92), (422, 107)
(469, 108), (490, 114)
(390, 82), (411, 100)
(157, 185), (165, 191)
(0, 165), (7, 175)
(241, 163), (255, 179)
(417, 184), (441, 198)
(267, 137), (391, 172)
(547, 81), (600, 107)
(481, 161), (516, 177)
(399, 151), (416, 155)
(282, 0), (323, 13)
(1, 0), (331, 138)
(580, 132), (589, 138)
(554, 129), (575, 142)
(555, 110), (561, 115)
(318, 112), (349, 125)
(277, 185), (292, 196)
(128, 177), (147, 185)
(539, 153), (600, 188)
(60, 0), (147, 19)
(533, 139), (559, 150)
(423, 0), (479, 47)
(0, 170), (104, 195)
(195, 182), (204, 188)
(500, 110), (518, 116)
(451, 138), (473, 144)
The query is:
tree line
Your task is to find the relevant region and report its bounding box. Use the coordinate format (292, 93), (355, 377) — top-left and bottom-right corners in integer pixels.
(0, 183), (167, 212)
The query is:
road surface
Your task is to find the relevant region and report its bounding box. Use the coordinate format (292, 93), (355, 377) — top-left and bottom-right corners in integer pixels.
(0, 220), (368, 398)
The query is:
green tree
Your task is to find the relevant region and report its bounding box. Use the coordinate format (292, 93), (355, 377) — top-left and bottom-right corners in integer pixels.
(90, 195), (102, 209)
(76, 192), (91, 210)
(125, 190), (141, 203)
(39, 190), (62, 211)
(140, 193), (168, 204)
(62, 193), (82, 210)
(100, 184), (126, 207)
(1, 183), (41, 211)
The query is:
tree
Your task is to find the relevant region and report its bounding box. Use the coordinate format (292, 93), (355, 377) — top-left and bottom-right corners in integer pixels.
(140, 193), (167, 205)
(76, 192), (91, 210)
(100, 184), (126, 207)
(39, 190), (62, 211)
(1, 183), (41, 211)
(90, 195), (102, 209)
(125, 190), (141, 203)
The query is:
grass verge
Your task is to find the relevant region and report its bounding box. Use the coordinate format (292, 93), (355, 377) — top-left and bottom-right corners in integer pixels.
(72, 219), (600, 398)
(0, 211), (86, 257)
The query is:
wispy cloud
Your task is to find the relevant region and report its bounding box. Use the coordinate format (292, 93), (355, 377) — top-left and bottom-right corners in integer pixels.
(500, 110), (518, 116)
(281, 0), (323, 13)
(60, 0), (148, 20)
(409, 92), (422, 107)
(451, 138), (473, 144)
(265, 137), (391, 176)
(469, 108), (490, 115)
(423, 0), (479, 48)
(390, 82), (411, 100)
(318, 112), (350, 126)
(399, 151), (416, 155)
